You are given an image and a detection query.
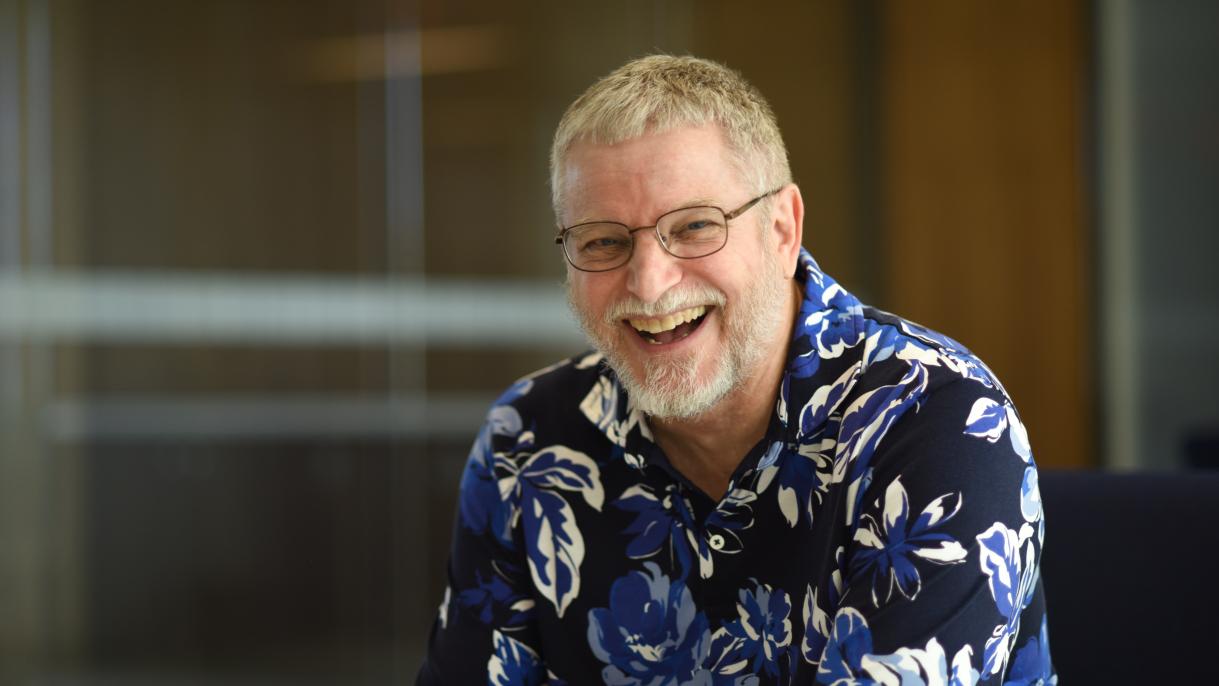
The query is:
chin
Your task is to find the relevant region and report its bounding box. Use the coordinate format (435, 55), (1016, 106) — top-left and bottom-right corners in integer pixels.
(608, 344), (738, 420)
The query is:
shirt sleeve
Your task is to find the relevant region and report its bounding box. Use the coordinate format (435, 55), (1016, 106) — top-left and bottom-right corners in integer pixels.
(417, 416), (547, 686)
(814, 379), (1054, 685)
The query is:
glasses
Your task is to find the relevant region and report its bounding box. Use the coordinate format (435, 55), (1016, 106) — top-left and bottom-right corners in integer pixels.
(554, 188), (782, 272)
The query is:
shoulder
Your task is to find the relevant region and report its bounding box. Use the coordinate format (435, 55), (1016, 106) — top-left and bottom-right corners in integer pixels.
(456, 351), (609, 543)
(853, 306), (1013, 406)
(847, 307), (1036, 513)
(470, 350), (613, 465)
(834, 306), (1033, 474)
(485, 350), (607, 425)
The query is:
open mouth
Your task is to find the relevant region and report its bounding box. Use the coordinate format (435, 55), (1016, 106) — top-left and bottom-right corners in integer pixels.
(625, 305), (711, 345)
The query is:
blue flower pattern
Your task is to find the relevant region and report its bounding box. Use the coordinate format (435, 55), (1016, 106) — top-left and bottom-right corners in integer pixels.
(801, 546), (845, 668)
(975, 521), (1039, 678)
(1003, 618), (1056, 686)
(707, 581), (794, 681)
(421, 249), (1053, 685)
(587, 563), (711, 686)
(616, 482), (700, 579)
(818, 608), (981, 685)
(850, 477), (968, 606)
(489, 630), (546, 686)
(457, 563), (534, 628)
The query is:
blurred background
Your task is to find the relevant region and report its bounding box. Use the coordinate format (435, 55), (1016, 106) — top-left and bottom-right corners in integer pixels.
(1, 0), (1216, 682)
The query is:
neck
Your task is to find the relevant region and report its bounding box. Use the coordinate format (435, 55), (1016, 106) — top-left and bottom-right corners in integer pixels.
(649, 279), (802, 500)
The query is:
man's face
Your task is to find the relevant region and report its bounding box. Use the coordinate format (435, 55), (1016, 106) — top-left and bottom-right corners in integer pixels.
(560, 124), (791, 420)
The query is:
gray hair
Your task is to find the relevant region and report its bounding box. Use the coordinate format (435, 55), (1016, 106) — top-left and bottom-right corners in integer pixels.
(550, 54), (792, 222)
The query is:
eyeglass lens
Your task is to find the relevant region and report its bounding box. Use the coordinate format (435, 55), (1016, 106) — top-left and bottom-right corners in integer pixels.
(564, 206), (728, 271)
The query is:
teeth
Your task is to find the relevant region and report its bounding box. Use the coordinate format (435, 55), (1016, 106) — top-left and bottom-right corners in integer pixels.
(628, 305), (707, 334)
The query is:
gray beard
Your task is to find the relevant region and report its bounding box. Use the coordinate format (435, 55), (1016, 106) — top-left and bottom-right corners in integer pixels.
(568, 248), (790, 421)
(610, 333), (735, 420)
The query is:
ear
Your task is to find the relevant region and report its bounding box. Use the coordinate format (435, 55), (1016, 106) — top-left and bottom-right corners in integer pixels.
(768, 184), (804, 277)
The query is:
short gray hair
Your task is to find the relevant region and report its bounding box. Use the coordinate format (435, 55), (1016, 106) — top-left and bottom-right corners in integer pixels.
(550, 55), (791, 221)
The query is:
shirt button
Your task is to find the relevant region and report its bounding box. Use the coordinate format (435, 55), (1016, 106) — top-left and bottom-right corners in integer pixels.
(708, 533), (725, 551)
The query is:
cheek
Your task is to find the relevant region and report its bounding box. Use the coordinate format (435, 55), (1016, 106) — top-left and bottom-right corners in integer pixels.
(570, 276), (619, 316)
(566, 288), (603, 333)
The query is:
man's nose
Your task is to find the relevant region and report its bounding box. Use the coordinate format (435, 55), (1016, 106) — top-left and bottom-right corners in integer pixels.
(625, 230), (681, 303)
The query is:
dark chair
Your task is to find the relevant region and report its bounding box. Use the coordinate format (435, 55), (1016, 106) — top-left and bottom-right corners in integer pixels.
(1039, 470), (1219, 683)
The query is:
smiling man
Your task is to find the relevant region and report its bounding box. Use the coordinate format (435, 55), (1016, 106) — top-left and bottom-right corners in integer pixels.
(419, 56), (1054, 686)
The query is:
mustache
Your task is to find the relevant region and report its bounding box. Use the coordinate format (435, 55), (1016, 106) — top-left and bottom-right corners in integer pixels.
(602, 286), (727, 324)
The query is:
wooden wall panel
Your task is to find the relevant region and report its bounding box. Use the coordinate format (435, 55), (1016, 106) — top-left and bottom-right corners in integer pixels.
(694, 0), (868, 294)
(879, 2), (1092, 468)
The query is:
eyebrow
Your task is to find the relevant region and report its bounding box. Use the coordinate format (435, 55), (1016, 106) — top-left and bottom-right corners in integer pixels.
(571, 197), (718, 226)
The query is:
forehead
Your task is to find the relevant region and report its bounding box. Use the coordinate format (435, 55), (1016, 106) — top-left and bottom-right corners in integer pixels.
(559, 124), (742, 225)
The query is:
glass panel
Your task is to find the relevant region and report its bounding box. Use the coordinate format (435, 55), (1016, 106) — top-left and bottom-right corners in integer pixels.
(0, 0), (580, 681)
(1, 0), (1000, 682)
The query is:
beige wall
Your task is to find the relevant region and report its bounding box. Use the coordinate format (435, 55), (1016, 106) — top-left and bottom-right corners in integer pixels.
(879, 2), (1092, 469)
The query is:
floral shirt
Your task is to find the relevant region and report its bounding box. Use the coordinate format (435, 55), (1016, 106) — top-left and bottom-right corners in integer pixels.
(419, 249), (1055, 686)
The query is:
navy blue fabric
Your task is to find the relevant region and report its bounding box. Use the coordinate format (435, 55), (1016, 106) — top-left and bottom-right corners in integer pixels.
(1039, 470), (1219, 683)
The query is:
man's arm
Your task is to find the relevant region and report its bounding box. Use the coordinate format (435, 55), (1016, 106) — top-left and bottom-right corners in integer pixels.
(418, 410), (545, 685)
(811, 380), (1054, 685)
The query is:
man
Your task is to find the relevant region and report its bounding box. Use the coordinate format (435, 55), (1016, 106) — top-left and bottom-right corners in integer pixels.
(419, 55), (1053, 685)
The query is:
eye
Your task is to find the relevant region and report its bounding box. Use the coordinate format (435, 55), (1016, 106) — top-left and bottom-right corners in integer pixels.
(570, 224), (631, 258)
(581, 236), (628, 253)
(668, 214), (725, 241)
